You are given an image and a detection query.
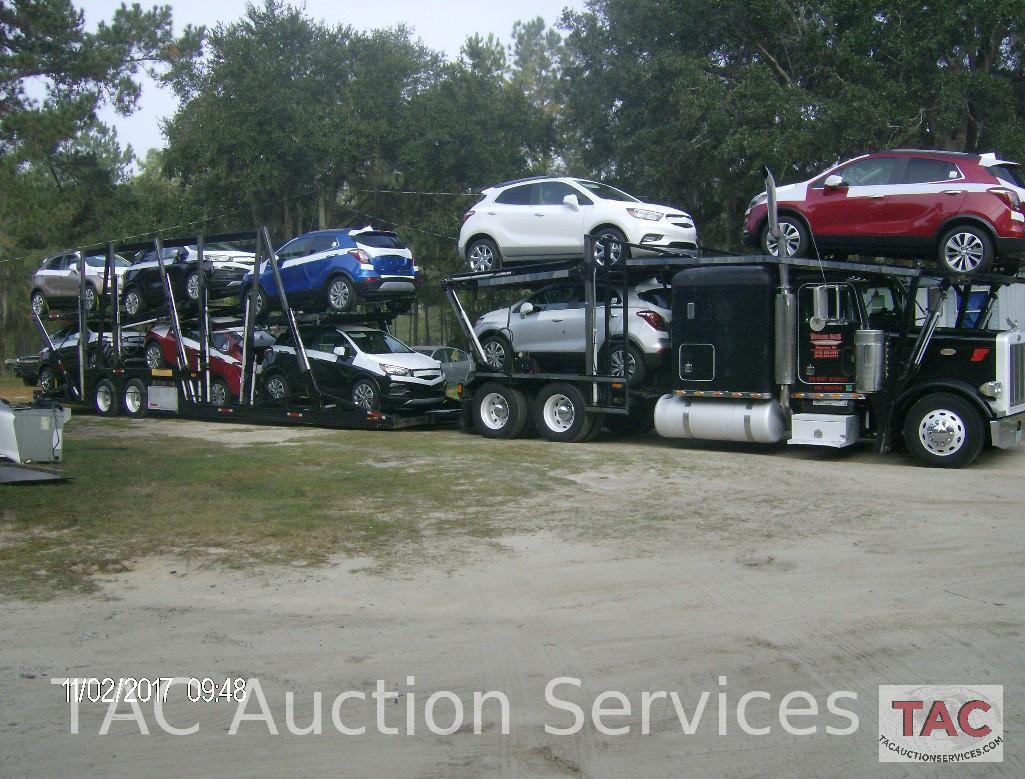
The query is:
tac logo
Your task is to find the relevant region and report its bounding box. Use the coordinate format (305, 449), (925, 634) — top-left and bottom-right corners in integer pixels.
(878, 685), (1003, 763)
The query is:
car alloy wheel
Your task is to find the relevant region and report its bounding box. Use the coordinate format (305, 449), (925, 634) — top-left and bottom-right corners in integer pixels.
(83, 285), (97, 311)
(145, 342), (164, 369)
(39, 366), (57, 393)
(468, 244), (497, 272)
(352, 379), (379, 411)
(31, 292), (47, 316)
(124, 288), (142, 317)
(265, 375), (288, 400)
(483, 340), (507, 369)
(942, 231), (987, 273)
(186, 271), (201, 300)
(327, 277), (355, 312)
(209, 379), (229, 406)
(764, 221), (803, 257)
(609, 348), (636, 378)
(593, 230), (626, 266)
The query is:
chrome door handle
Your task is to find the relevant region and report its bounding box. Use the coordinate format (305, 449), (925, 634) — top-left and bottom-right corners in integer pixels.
(870, 194), (885, 199)
(534, 213), (544, 217)
(943, 190), (964, 196)
(551, 319), (564, 323)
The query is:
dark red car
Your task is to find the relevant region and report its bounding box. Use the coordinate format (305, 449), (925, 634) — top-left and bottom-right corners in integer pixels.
(743, 150), (1025, 274)
(143, 325), (272, 405)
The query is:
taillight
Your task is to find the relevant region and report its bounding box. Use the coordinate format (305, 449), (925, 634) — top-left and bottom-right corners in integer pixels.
(347, 248), (371, 262)
(988, 187), (1022, 211)
(461, 210), (475, 224)
(636, 310), (667, 331)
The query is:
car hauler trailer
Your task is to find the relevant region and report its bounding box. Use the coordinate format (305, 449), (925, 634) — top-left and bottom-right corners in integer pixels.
(33, 228), (459, 431)
(445, 236), (1025, 467)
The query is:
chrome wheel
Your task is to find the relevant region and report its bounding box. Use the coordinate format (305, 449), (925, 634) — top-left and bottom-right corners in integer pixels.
(124, 384), (143, 414)
(479, 392), (510, 431)
(468, 243), (497, 272)
(765, 222), (803, 257)
(943, 231), (986, 273)
(144, 342), (164, 369)
(918, 408), (966, 457)
(83, 286), (97, 311)
(328, 278), (353, 311)
(31, 292), (46, 316)
(542, 393), (576, 433)
(352, 380), (377, 411)
(186, 272), (200, 300)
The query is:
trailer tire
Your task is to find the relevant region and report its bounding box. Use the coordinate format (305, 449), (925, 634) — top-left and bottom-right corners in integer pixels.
(472, 382), (529, 438)
(94, 378), (120, 417)
(903, 392), (984, 468)
(533, 382), (594, 442)
(122, 379), (148, 418)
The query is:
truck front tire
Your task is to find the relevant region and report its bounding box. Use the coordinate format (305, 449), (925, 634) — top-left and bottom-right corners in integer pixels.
(903, 392), (984, 468)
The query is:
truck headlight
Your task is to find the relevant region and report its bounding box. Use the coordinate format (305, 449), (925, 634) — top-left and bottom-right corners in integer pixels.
(381, 363), (411, 376)
(980, 380), (1002, 399)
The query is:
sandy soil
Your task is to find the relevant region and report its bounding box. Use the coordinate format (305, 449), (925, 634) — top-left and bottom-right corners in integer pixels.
(2, 429), (1023, 777)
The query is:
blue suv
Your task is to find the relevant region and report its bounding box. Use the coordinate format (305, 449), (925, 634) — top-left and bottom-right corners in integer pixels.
(240, 228), (420, 316)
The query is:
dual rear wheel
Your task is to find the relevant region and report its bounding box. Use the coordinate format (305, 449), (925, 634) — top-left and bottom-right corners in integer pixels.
(471, 381), (597, 442)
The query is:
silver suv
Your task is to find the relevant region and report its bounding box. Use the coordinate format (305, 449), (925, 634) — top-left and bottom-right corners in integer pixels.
(472, 281), (672, 382)
(30, 251), (132, 314)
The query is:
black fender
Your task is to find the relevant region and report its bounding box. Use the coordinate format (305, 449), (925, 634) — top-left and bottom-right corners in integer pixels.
(887, 379), (995, 443)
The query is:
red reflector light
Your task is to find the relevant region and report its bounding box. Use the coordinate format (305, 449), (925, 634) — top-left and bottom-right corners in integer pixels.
(636, 309), (667, 331)
(970, 347), (990, 362)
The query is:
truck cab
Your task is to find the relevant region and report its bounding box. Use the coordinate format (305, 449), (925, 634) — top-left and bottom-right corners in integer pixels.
(656, 259), (1025, 467)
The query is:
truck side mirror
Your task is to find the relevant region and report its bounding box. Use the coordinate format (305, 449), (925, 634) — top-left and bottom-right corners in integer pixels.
(519, 301), (535, 317)
(811, 284), (847, 331)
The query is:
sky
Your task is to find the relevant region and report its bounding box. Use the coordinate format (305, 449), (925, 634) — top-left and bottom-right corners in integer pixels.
(79, 0), (588, 160)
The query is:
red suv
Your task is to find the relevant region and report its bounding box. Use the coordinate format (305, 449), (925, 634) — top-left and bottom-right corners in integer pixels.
(743, 150), (1025, 274)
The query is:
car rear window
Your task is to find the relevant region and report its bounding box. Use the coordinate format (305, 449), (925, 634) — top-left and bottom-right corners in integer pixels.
(495, 184), (534, 205)
(637, 288), (671, 308)
(898, 158), (962, 184)
(989, 164), (1025, 188)
(354, 232), (406, 250)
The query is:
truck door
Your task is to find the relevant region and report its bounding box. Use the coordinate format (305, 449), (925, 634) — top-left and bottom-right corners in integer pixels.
(797, 283), (860, 388)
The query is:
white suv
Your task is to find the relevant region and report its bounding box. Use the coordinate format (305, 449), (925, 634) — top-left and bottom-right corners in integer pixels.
(458, 176), (698, 271)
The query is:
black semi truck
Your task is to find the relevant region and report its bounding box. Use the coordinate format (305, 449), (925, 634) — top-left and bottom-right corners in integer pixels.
(447, 246), (1025, 467)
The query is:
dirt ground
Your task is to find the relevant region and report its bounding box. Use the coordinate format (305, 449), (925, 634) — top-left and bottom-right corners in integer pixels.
(2, 418), (1023, 777)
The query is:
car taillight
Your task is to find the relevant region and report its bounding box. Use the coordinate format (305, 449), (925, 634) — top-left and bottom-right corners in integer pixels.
(636, 310), (667, 331)
(461, 210), (475, 224)
(988, 187), (1022, 211)
(348, 248), (371, 262)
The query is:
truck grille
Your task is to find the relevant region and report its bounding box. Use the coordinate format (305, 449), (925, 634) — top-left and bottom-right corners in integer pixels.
(1011, 340), (1025, 407)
